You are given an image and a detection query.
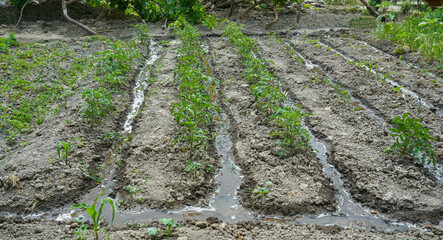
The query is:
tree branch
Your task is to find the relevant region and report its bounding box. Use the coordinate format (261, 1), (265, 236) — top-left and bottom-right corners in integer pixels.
(62, 0), (97, 35)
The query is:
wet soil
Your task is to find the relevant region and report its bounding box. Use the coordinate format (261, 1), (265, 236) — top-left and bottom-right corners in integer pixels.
(2, 217), (441, 240)
(115, 40), (219, 210)
(0, 38), (146, 214)
(209, 37), (337, 216)
(254, 35), (443, 224)
(1, 3), (442, 239)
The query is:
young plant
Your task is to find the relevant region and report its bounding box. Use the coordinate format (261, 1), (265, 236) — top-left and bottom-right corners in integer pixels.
(147, 219), (180, 237)
(124, 179), (148, 195)
(57, 137), (84, 165)
(252, 181), (273, 197)
(185, 161), (201, 181)
(384, 113), (437, 167)
(76, 159), (103, 184)
(379, 71), (398, 82)
(70, 189), (115, 240)
(81, 88), (115, 126)
(73, 217), (88, 240)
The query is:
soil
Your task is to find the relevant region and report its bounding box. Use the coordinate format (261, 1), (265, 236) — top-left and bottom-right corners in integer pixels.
(2, 217), (442, 240)
(115, 40), (220, 210)
(210, 37), (337, 216)
(1, 1), (442, 239)
(253, 35), (443, 224)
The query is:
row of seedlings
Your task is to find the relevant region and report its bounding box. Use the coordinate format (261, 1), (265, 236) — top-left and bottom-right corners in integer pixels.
(171, 21), (220, 179)
(223, 22), (311, 154)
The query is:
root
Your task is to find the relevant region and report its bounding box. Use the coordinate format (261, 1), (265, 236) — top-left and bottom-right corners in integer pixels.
(358, 0), (380, 16)
(14, 0), (31, 29)
(263, 0), (278, 29)
(61, 0), (97, 35)
(228, 0), (236, 17)
(239, 0), (264, 19)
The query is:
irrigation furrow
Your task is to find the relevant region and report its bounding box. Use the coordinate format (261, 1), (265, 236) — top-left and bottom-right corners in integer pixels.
(253, 36), (443, 225)
(289, 37), (442, 155)
(282, 40), (443, 184)
(316, 39), (442, 118)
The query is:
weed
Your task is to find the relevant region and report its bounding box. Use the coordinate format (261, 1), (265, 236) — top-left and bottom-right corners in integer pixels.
(98, 131), (125, 143)
(124, 179), (148, 195)
(384, 113), (437, 167)
(147, 219), (180, 237)
(375, 8), (443, 67)
(132, 23), (152, 45)
(0, 34), (19, 53)
(252, 181), (273, 197)
(76, 159), (103, 184)
(70, 189), (115, 240)
(57, 137), (84, 165)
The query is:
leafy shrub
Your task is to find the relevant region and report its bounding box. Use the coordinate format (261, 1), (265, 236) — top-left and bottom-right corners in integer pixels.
(81, 88), (115, 125)
(384, 112), (437, 167)
(86, 0), (207, 24)
(375, 8), (443, 66)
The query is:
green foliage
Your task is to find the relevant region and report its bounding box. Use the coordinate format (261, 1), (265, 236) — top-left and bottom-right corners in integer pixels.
(10, 0), (27, 9)
(0, 41), (87, 142)
(132, 24), (153, 45)
(270, 106), (311, 152)
(76, 159), (104, 184)
(99, 131), (125, 143)
(0, 34), (19, 53)
(124, 179), (148, 195)
(57, 137), (84, 165)
(85, 0), (207, 24)
(375, 9), (443, 67)
(70, 189), (115, 240)
(224, 22), (312, 152)
(170, 21), (220, 170)
(73, 217), (88, 240)
(94, 39), (141, 88)
(252, 181), (273, 197)
(384, 113), (437, 167)
(147, 219), (180, 237)
(369, 0), (382, 10)
(81, 88), (115, 126)
(185, 161), (201, 181)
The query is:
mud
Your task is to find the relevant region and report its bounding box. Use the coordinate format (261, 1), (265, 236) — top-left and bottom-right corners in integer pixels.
(253, 36), (442, 224)
(210, 37), (337, 216)
(115, 40), (219, 211)
(1, 3), (442, 239)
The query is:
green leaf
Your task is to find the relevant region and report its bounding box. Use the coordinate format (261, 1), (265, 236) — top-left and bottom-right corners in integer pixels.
(147, 227), (159, 236)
